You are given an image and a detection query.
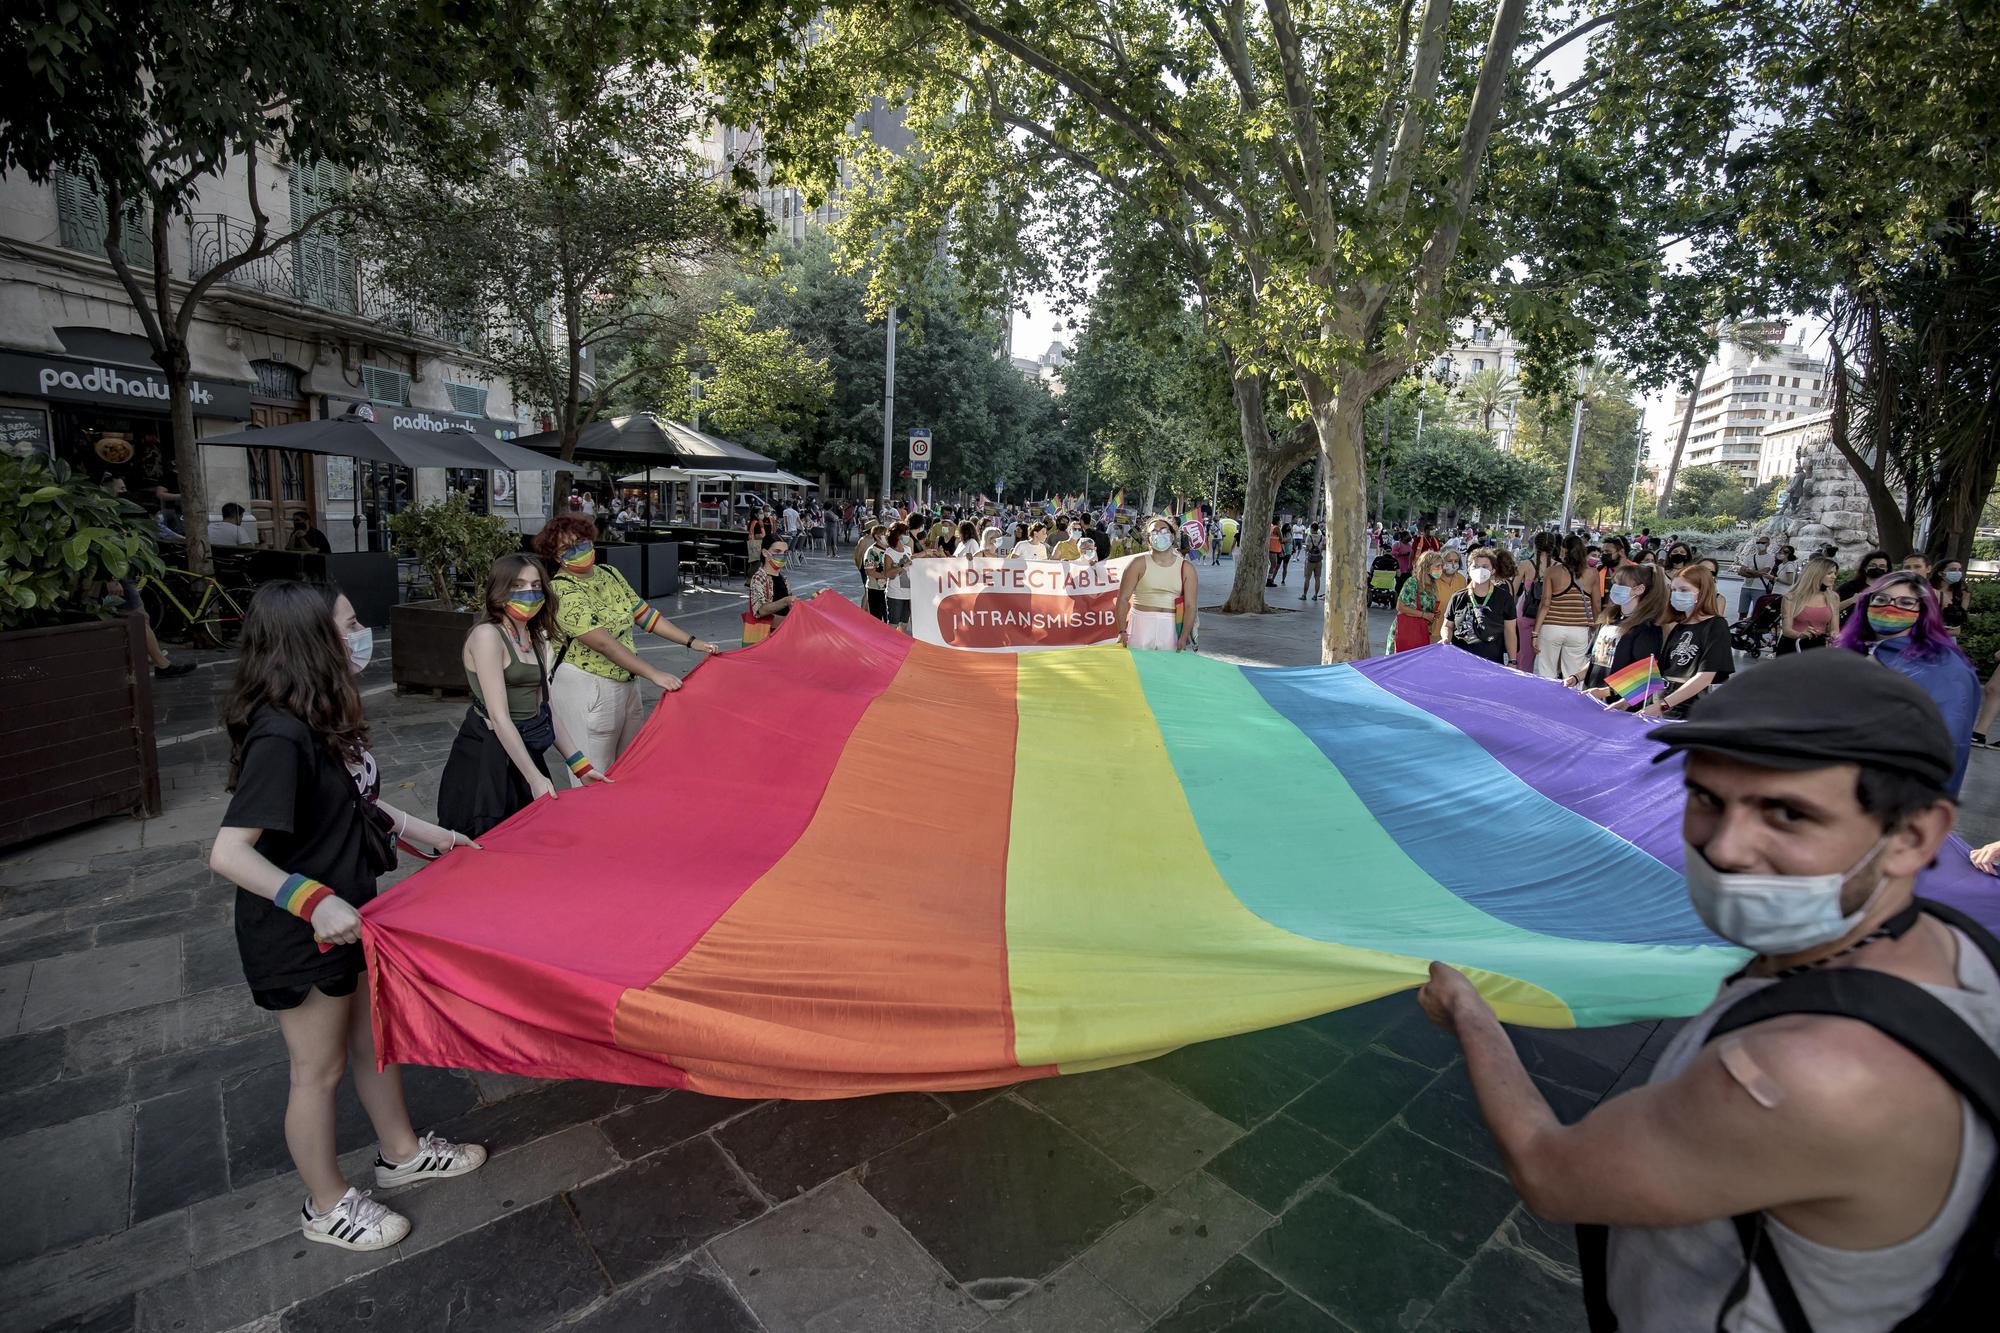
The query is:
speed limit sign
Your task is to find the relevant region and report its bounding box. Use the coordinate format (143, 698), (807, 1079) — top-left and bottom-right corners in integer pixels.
(908, 428), (932, 474)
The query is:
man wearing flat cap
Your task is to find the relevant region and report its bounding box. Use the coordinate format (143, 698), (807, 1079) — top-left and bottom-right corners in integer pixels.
(1418, 651), (2000, 1330)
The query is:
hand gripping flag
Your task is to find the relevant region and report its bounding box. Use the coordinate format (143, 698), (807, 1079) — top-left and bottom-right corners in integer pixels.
(362, 603), (1998, 1099)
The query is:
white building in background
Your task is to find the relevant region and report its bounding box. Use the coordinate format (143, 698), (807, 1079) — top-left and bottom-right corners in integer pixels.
(1433, 321), (1526, 450)
(0, 154), (542, 559)
(1758, 408), (1833, 485)
(1011, 340), (1069, 393)
(1671, 323), (1828, 484)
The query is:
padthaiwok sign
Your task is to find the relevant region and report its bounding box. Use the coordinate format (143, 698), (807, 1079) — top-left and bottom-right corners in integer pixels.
(908, 555), (1142, 651)
(0, 350), (252, 418)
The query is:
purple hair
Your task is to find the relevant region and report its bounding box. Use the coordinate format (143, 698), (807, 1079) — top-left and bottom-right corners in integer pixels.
(1833, 573), (1971, 664)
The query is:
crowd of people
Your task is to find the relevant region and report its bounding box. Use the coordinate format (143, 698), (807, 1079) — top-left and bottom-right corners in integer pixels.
(1383, 523), (1986, 789)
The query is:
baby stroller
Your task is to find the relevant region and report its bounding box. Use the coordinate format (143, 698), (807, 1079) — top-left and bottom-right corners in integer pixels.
(1730, 593), (1783, 659)
(1367, 553), (1400, 608)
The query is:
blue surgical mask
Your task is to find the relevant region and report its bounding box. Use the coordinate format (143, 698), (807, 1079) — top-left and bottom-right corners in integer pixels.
(1610, 584), (1634, 607)
(1682, 837), (1890, 954)
(1150, 531), (1174, 552)
(346, 627), (374, 674)
(1946, 570), (1964, 584)
(1669, 589), (1698, 613)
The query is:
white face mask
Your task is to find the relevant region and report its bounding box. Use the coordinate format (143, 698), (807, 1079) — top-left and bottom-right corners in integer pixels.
(1149, 530), (1174, 552)
(1682, 836), (1891, 955)
(346, 627), (374, 674)
(1468, 566), (1492, 586)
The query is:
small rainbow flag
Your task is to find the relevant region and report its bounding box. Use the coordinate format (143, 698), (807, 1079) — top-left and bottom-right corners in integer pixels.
(1603, 654), (1664, 703)
(1111, 488), (1125, 513)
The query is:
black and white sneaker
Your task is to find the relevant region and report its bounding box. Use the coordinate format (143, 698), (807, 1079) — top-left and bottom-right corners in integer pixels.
(374, 1131), (487, 1189)
(302, 1187), (410, 1251)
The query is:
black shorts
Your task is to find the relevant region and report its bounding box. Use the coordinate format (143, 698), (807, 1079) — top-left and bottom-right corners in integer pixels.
(866, 588), (888, 620)
(251, 966), (364, 1011)
(885, 598), (911, 627)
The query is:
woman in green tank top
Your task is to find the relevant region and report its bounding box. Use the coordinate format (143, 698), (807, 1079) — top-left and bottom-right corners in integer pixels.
(436, 555), (609, 837)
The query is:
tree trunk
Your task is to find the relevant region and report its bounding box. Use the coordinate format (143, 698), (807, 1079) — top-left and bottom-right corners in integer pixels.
(1824, 335), (1914, 558)
(163, 344), (211, 578)
(1218, 363), (1311, 613)
(1655, 368), (1703, 517)
(1143, 473), (1158, 515)
(1316, 389), (1371, 663)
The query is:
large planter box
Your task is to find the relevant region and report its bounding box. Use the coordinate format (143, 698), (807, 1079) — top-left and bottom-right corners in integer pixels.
(390, 599), (477, 694)
(640, 540), (681, 598)
(601, 543), (644, 589)
(0, 615), (160, 847)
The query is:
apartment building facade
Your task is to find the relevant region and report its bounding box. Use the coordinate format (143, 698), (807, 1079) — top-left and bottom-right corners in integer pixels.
(0, 154), (545, 549)
(1670, 324), (1828, 485)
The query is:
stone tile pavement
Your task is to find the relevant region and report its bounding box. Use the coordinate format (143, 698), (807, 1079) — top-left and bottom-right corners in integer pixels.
(3, 545), (1995, 1332)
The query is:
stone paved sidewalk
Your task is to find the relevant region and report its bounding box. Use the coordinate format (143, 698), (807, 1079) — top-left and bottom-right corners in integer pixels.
(3, 550), (1994, 1333)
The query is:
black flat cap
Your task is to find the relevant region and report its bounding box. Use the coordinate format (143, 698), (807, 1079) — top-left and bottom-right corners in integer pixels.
(1650, 649), (1954, 788)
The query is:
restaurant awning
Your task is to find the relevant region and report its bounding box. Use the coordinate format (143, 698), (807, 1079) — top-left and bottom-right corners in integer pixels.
(618, 466), (814, 487)
(515, 413), (778, 472)
(200, 413), (499, 469)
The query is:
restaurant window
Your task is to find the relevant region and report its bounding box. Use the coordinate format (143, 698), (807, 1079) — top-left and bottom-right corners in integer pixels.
(361, 363), (410, 406)
(54, 166), (153, 269)
(443, 380), (489, 416)
(446, 468), (490, 514)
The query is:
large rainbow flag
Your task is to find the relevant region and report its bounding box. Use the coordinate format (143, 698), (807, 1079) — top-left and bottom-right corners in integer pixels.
(363, 595), (1999, 1099)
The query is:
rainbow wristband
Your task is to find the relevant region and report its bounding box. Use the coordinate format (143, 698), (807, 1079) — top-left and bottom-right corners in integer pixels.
(274, 873), (334, 924)
(632, 604), (663, 634)
(565, 751), (595, 779)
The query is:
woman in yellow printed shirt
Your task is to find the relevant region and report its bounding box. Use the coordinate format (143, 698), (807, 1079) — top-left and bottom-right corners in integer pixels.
(533, 515), (719, 779)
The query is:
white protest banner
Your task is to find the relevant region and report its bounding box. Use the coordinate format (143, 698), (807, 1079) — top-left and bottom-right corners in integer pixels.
(909, 555), (1142, 651)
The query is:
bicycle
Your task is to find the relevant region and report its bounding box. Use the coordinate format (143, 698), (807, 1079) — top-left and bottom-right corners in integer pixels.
(140, 566), (250, 649)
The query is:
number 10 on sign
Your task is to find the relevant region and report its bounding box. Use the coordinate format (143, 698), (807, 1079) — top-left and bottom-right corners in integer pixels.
(909, 428), (932, 475)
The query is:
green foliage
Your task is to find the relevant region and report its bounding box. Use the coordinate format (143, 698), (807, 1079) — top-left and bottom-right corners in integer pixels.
(1958, 577), (2000, 673)
(1063, 304), (1241, 510)
(1669, 467), (1746, 522)
(0, 454), (163, 631)
(1975, 539), (2000, 561)
(683, 296), (834, 455)
(386, 495), (519, 610)
(654, 234), (1077, 497)
(1516, 367), (1646, 528)
(353, 53), (741, 457)
(1388, 431), (1552, 526)
(1739, 480), (1781, 524)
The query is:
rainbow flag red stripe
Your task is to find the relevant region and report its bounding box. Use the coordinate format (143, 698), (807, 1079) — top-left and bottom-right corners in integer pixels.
(1603, 654), (1664, 702)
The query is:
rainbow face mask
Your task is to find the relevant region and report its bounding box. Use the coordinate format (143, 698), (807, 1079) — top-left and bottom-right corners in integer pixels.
(1867, 604), (1920, 637)
(560, 542), (595, 575)
(766, 554), (788, 570)
(504, 589), (545, 622)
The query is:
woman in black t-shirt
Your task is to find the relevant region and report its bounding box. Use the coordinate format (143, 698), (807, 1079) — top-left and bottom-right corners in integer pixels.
(1932, 560), (1971, 638)
(209, 582), (486, 1253)
(1646, 564), (1736, 718)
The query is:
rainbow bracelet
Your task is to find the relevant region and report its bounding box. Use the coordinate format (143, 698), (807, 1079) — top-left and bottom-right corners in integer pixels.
(274, 873), (334, 924)
(565, 751), (596, 779)
(632, 604), (663, 634)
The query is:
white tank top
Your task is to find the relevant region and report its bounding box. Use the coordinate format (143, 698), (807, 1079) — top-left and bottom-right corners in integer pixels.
(1134, 553), (1183, 612)
(1605, 924), (2000, 1331)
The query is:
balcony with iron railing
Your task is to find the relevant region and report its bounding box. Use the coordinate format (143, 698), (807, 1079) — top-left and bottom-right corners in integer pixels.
(186, 215), (478, 348)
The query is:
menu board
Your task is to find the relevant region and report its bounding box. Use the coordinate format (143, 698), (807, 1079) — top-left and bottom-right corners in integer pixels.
(325, 454), (355, 501)
(0, 405), (51, 459)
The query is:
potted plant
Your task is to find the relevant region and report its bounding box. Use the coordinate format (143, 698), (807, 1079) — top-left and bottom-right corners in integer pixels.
(0, 454), (167, 844)
(386, 493), (520, 693)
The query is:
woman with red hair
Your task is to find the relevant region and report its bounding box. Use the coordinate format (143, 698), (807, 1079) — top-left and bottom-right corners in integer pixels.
(532, 514), (718, 778)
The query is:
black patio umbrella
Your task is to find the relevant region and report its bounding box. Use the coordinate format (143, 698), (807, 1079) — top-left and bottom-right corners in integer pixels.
(425, 427), (561, 474)
(200, 410), (500, 469)
(511, 413), (778, 472)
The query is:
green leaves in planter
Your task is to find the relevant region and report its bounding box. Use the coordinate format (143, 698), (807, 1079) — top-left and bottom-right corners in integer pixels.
(385, 493), (520, 609)
(0, 454), (163, 632)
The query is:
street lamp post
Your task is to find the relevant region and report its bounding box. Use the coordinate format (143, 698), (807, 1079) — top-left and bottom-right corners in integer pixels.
(1559, 397), (1586, 533)
(880, 305), (897, 511)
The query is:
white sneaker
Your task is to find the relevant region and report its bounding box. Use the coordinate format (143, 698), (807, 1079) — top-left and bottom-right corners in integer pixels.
(302, 1187), (410, 1251)
(374, 1131), (487, 1190)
